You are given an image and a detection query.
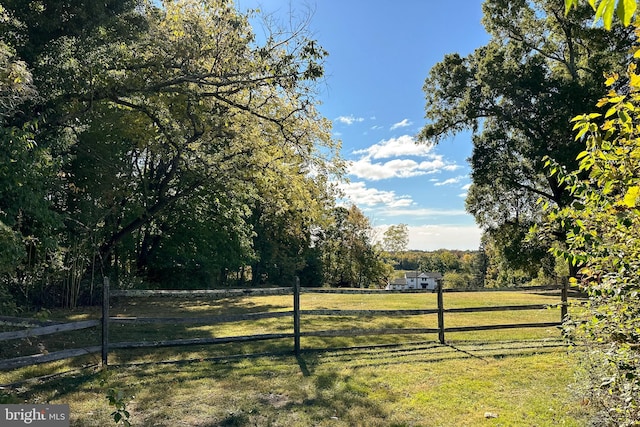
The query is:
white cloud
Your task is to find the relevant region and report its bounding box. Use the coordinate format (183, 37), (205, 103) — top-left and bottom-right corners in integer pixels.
(458, 183), (471, 198)
(434, 176), (465, 186)
(349, 158), (440, 180)
(417, 158), (448, 172)
(373, 224), (482, 251)
(339, 181), (413, 208)
(336, 115), (365, 125)
(390, 118), (413, 130)
(380, 207), (470, 218)
(353, 135), (434, 159)
(409, 224), (482, 250)
(347, 135), (459, 181)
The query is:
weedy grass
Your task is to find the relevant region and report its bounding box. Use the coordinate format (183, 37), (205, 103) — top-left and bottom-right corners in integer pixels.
(0, 290), (590, 426)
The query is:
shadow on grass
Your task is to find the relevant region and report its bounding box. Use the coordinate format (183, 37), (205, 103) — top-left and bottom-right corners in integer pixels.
(2, 339), (571, 426)
(295, 354), (311, 376)
(295, 338), (569, 373)
(101, 337), (568, 377)
(130, 358), (391, 427)
(445, 343), (489, 363)
(0, 296), (292, 362)
(2, 368), (102, 405)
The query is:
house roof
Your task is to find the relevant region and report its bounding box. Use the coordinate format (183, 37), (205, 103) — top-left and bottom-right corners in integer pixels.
(404, 271), (442, 279)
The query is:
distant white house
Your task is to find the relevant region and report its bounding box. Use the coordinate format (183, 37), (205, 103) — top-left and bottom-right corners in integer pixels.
(385, 271), (442, 291)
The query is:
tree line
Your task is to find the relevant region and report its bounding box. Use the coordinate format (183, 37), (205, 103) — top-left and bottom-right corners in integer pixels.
(1, 0), (624, 310)
(0, 0), (394, 311)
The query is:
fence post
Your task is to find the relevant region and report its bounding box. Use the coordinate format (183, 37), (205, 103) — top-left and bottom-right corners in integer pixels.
(293, 277), (301, 356)
(437, 280), (445, 344)
(102, 277), (109, 368)
(561, 280), (568, 322)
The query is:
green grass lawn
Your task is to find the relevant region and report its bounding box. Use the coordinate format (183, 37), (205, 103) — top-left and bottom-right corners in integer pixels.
(0, 290), (591, 426)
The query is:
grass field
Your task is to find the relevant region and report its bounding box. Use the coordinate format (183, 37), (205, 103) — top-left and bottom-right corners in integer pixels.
(0, 290), (591, 426)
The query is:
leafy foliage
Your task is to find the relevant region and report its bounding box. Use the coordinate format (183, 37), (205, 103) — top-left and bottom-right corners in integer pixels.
(106, 388), (132, 427)
(566, 0), (638, 28)
(319, 205), (392, 288)
(382, 224), (409, 253)
(0, 0), (382, 307)
(544, 33), (640, 425)
(421, 0), (634, 279)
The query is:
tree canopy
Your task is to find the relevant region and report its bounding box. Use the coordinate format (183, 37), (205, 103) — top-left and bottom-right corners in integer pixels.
(544, 43), (640, 426)
(0, 0), (386, 309)
(382, 224), (409, 253)
(420, 0), (634, 276)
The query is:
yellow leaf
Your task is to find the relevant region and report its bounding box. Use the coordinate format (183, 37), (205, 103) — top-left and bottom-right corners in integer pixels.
(605, 72), (619, 86)
(622, 186), (640, 207)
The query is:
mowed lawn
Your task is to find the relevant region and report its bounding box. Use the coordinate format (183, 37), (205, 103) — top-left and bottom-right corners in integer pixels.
(0, 290), (590, 426)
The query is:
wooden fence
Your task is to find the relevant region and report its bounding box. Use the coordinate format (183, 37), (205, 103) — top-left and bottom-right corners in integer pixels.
(0, 317), (100, 370)
(0, 278), (568, 371)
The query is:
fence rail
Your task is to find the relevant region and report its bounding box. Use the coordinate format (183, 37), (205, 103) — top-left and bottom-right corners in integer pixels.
(0, 320), (100, 342)
(0, 346), (102, 371)
(0, 319), (100, 370)
(109, 287), (292, 298)
(0, 278), (568, 371)
(0, 316), (64, 328)
(109, 311), (293, 325)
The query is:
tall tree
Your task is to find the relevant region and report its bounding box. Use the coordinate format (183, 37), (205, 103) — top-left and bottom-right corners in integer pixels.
(382, 224), (409, 253)
(382, 223), (409, 268)
(320, 205), (391, 288)
(0, 0), (144, 306)
(420, 0), (633, 276)
(0, 0), (342, 306)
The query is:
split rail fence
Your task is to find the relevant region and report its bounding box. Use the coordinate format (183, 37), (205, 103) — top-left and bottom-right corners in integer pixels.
(0, 278), (569, 371)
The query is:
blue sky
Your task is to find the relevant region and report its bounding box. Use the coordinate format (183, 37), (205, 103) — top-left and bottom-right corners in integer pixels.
(237, 1), (490, 251)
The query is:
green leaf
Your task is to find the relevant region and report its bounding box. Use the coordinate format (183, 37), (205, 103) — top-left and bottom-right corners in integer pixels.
(575, 125), (590, 140)
(618, 109), (632, 124)
(616, 0), (637, 26)
(595, 0), (617, 29)
(576, 150), (589, 160)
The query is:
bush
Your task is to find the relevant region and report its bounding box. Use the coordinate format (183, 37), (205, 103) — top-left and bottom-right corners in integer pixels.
(546, 51), (640, 425)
